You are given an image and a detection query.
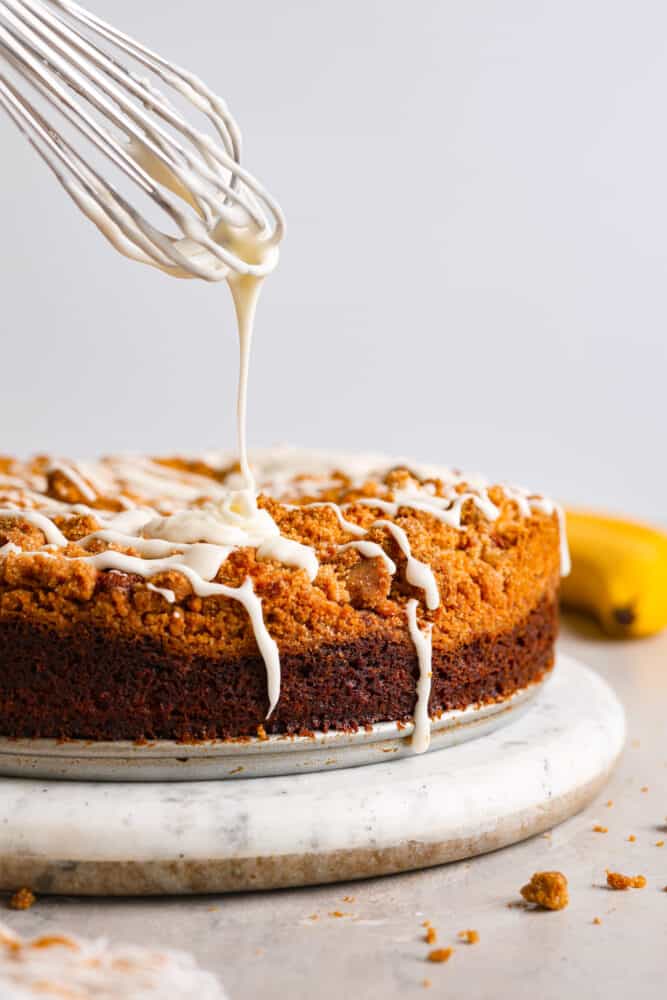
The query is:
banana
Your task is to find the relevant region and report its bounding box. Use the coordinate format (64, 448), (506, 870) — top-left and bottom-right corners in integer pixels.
(560, 510), (667, 638)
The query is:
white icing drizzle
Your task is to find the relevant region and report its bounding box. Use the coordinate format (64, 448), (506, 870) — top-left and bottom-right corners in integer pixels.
(4, 509), (68, 546)
(337, 541), (397, 576)
(373, 520), (440, 611)
(48, 460), (98, 502)
(284, 501), (366, 537)
(406, 598), (433, 754)
(257, 536), (318, 581)
(503, 486), (571, 577)
(147, 581), (176, 603)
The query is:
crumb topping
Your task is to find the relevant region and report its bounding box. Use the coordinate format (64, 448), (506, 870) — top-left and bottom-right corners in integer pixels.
(606, 871), (646, 890)
(427, 948), (453, 964)
(0, 453), (561, 663)
(458, 929), (479, 944)
(520, 871), (569, 910)
(8, 888), (36, 911)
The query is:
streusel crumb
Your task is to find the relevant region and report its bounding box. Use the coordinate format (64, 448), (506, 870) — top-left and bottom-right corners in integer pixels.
(8, 888), (35, 911)
(458, 929), (479, 944)
(606, 871), (646, 890)
(520, 871), (569, 910)
(427, 948), (453, 964)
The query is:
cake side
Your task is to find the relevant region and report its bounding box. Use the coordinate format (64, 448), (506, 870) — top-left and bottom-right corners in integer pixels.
(0, 454), (562, 741)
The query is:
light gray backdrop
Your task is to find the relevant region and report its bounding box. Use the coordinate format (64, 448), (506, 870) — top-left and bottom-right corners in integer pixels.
(1, 1), (665, 517)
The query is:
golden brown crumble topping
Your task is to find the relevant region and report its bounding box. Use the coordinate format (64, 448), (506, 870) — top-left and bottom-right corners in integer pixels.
(606, 871), (646, 890)
(8, 888), (35, 911)
(427, 948), (453, 964)
(0, 456), (561, 664)
(520, 871), (569, 910)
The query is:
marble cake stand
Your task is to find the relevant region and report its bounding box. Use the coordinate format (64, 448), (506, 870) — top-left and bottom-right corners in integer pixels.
(0, 656), (624, 896)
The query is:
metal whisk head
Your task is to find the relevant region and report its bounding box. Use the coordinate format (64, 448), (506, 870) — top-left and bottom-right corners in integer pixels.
(0, 0), (284, 280)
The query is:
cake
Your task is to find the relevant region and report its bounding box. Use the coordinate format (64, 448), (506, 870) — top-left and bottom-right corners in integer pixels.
(0, 922), (225, 999)
(0, 448), (566, 749)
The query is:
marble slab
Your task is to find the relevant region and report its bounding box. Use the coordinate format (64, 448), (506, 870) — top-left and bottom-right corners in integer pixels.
(0, 655), (624, 895)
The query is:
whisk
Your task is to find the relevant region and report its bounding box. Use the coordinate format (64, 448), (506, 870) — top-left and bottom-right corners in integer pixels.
(0, 0), (284, 280)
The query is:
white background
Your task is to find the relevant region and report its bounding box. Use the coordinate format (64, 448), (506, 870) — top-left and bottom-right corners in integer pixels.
(1, 1), (665, 517)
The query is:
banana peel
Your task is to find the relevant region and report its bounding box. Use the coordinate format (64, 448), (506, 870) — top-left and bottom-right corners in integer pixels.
(560, 509), (667, 638)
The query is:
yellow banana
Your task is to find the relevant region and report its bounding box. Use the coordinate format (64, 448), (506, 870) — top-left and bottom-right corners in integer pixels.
(560, 509), (667, 638)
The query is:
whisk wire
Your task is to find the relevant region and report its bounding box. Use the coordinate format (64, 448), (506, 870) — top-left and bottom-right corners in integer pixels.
(0, 0), (284, 281)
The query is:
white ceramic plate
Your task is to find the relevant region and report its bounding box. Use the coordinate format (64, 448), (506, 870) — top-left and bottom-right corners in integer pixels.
(0, 670), (550, 781)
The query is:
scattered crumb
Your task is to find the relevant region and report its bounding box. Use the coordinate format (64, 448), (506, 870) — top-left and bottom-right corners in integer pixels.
(458, 929), (479, 944)
(308, 914), (319, 921)
(422, 979), (432, 989)
(8, 888), (36, 911)
(256, 724), (268, 741)
(656, 841), (665, 848)
(593, 825), (608, 833)
(342, 896), (355, 903)
(254, 948), (263, 956)
(520, 871), (569, 911)
(207, 905), (220, 912)
(329, 911), (352, 918)
(421, 920), (431, 928)
(592, 917), (602, 925)
(427, 948), (453, 964)
(641, 786), (649, 793)
(424, 927), (437, 945)
(606, 800), (614, 808)
(606, 871), (646, 890)
(627, 835), (637, 843)
(542, 832), (552, 839)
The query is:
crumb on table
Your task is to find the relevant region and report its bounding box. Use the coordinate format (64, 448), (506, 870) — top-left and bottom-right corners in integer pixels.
(458, 929), (479, 944)
(593, 825), (608, 833)
(656, 841), (665, 848)
(627, 835), (637, 843)
(424, 926), (437, 944)
(520, 871), (569, 911)
(606, 871), (646, 890)
(427, 948), (453, 964)
(593, 917), (602, 925)
(8, 888), (36, 911)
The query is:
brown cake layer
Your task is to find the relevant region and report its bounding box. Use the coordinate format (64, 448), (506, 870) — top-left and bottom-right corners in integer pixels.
(0, 592), (556, 742)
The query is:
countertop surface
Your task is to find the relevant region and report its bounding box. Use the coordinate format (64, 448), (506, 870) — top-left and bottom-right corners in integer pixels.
(3, 615), (666, 999)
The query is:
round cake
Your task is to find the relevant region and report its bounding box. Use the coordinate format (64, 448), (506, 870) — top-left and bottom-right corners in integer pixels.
(0, 448), (566, 750)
